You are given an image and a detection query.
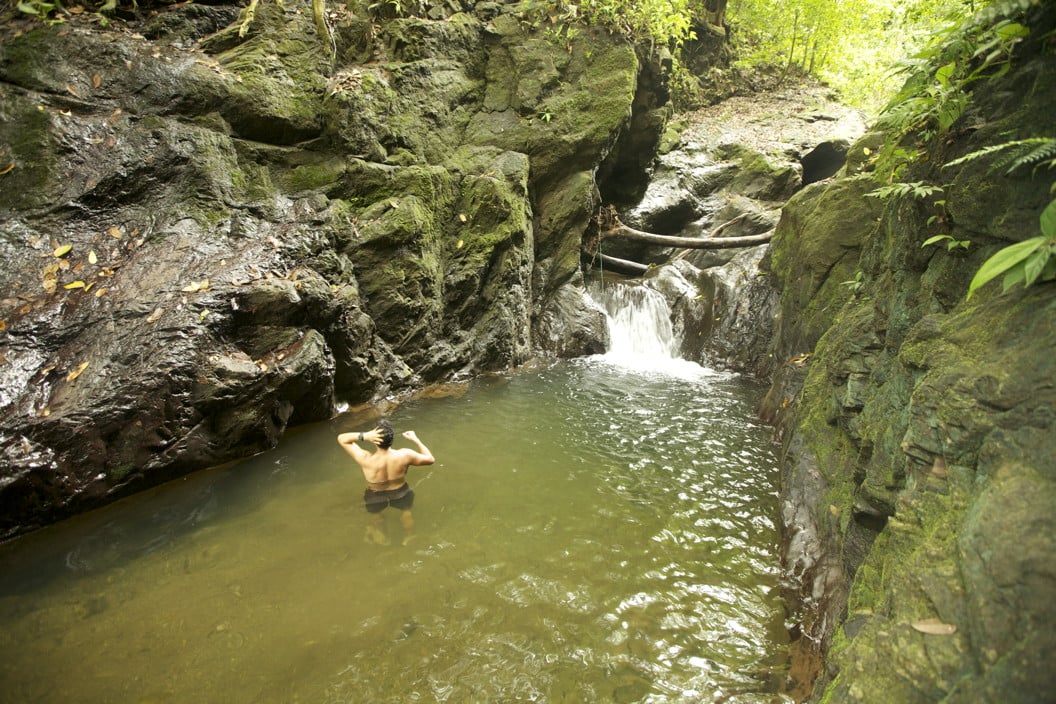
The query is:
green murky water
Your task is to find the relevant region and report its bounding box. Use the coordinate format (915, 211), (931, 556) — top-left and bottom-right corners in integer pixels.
(0, 357), (788, 704)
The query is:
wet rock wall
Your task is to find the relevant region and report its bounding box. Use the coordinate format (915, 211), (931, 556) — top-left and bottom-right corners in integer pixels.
(0, 0), (666, 537)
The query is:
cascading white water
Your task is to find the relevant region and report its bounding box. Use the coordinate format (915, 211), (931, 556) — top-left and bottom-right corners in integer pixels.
(590, 281), (717, 378)
(598, 283), (680, 359)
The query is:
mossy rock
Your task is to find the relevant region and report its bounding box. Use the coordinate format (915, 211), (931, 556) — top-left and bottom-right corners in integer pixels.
(769, 174), (882, 358)
(194, 0), (329, 144)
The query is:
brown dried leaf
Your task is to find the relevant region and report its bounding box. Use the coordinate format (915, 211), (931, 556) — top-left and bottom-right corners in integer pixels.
(107, 226), (123, 239)
(94, 287), (107, 298)
(65, 84), (81, 98)
(66, 361), (89, 382)
(932, 456), (948, 478)
(92, 73), (102, 89)
(911, 619), (957, 635)
(146, 307), (164, 323)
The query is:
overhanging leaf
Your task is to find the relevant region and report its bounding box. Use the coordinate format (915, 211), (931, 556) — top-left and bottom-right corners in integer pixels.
(1041, 199), (1056, 238)
(1023, 250), (1050, 287)
(967, 237), (1045, 298)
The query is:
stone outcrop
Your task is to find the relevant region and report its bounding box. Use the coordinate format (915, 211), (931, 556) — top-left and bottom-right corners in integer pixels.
(0, 0), (664, 537)
(759, 4), (1056, 701)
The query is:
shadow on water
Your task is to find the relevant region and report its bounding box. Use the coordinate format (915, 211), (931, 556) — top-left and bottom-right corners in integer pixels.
(0, 356), (789, 703)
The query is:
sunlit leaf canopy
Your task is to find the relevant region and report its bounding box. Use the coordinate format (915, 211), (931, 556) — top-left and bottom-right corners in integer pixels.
(725, 0), (987, 111)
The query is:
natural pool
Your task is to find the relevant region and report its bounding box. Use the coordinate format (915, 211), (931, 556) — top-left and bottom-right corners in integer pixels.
(0, 344), (788, 703)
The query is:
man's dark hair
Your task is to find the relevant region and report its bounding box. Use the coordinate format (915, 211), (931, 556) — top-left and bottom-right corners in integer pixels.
(376, 419), (394, 449)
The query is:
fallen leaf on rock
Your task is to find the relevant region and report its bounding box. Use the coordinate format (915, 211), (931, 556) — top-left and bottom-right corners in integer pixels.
(63, 280), (86, 289)
(65, 84), (81, 98)
(146, 307), (164, 323)
(457, 239), (464, 249)
(53, 244), (73, 258)
(0, 320), (5, 331)
(88, 250), (98, 265)
(911, 619), (957, 635)
(107, 226), (123, 239)
(95, 287), (107, 298)
(458, 213), (467, 222)
(66, 361), (89, 382)
(0, 163), (14, 176)
(92, 73), (102, 89)
(181, 279), (210, 293)
(932, 456), (948, 478)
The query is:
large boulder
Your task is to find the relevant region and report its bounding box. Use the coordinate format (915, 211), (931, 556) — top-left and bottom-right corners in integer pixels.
(0, 0), (656, 537)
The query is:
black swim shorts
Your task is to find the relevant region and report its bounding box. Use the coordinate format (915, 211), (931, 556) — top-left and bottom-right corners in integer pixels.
(364, 483), (415, 513)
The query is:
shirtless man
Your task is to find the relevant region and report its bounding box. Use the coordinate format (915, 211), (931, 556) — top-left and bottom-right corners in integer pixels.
(337, 419), (435, 546)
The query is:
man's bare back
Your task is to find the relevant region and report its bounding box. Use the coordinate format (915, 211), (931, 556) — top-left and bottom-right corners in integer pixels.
(337, 420), (435, 545)
(338, 427), (434, 486)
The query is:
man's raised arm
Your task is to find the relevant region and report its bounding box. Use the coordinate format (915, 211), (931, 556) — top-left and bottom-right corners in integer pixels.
(402, 430), (435, 466)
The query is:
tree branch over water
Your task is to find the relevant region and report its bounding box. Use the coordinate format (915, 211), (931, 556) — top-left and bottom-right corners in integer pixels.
(599, 208), (773, 249)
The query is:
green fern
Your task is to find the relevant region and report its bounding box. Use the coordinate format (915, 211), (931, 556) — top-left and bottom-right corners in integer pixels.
(945, 137), (1056, 175)
(866, 182), (944, 201)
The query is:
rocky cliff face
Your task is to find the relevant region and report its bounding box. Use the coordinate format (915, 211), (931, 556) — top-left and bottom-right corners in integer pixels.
(760, 4), (1056, 701)
(0, 0), (667, 538)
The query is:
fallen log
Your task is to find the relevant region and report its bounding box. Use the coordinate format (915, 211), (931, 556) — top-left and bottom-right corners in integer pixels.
(601, 211), (773, 249)
(583, 251), (650, 276)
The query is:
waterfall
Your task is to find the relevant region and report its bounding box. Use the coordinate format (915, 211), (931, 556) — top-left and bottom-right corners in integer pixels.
(589, 281), (715, 378)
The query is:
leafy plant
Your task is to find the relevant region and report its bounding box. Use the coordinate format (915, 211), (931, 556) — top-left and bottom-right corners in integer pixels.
(840, 270), (865, 294)
(17, 0), (61, 20)
(922, 234), (970, 251)
(866, 181), (944, 201)
(946, 137), (1056, 298)
(870, 9), (1030, 181)
(966, 207), (1056, 298)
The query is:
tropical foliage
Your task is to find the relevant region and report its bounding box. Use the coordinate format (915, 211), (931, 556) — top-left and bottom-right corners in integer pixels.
(945, 139), (1056, 298)
(862, 0), (1054, 299)
(726, 0), (984, 112)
